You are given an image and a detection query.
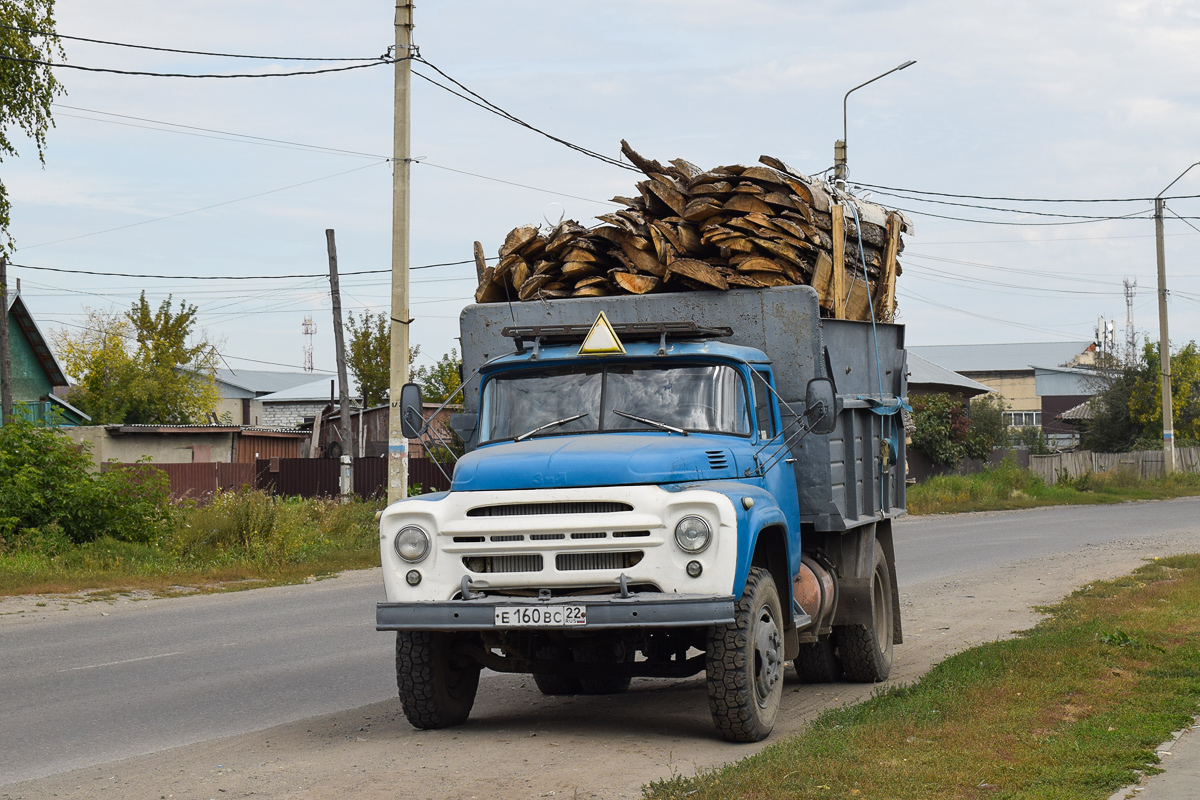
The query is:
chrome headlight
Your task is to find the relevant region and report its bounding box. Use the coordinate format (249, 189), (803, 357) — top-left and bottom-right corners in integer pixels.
(394, 526), (431, 562)
(674, 516), (712, 553)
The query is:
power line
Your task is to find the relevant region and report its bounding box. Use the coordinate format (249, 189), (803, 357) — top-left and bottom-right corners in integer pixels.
(855, 187), (1163, 220)
(11, 257), (487, 281)
(0, 52), (398, 78)
(890, 204), (1156, 227)
(15, 160), (389, 251)
(416, 161), (621, 205)
(897, 289), (1091, 340)
(0, 22), (384, 61)
(412, 56), (639, 173)
(855, 181), (1200, 204)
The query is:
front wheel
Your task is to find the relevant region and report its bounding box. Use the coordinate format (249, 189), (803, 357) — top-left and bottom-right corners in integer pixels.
(395, 631), (481, 729)
(834, 539), (894, 682)
(706, 567), (784, 742)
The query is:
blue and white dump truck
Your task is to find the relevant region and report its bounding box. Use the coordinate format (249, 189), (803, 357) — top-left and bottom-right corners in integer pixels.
(376, 284), (906, 742)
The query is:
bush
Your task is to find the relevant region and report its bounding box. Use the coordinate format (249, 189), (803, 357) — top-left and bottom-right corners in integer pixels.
(910, 393), (972, 467)
(0, 418), (172, 550)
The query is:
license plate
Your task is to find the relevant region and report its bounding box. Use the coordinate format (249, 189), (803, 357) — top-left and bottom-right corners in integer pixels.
(493, 605), (586, 628)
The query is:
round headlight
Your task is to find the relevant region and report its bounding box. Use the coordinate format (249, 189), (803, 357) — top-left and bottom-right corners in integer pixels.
(674, 516), (712, 553)
(394, 526), (431, 562)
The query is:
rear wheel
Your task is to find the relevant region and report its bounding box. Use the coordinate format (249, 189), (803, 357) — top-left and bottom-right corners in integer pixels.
(792, 635), (842, 683)
(834, 540), (894, 682)
(532, 644), (581, 696)
(576, 642), (632, 695)
(395, 631), (481, 729)
(706, 567), (784, 742)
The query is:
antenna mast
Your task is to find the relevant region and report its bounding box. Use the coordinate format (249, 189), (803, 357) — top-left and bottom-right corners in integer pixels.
(1123, 278), (1137, 365)
(302, 315), (317, 372)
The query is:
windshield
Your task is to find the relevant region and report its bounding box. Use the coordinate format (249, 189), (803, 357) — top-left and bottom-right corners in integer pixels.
(480, 362), (751, 443)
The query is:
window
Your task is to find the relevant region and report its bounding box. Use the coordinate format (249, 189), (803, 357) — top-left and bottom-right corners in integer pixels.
(1004, 411), (1042, 428)
(479, 362), (751, 443)
(752, 370), (776, 439)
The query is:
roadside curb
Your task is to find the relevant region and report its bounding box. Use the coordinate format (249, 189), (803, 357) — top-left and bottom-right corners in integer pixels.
(1107, 717), (1200, 800)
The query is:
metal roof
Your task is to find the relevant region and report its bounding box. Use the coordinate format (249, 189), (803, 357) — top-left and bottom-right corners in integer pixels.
(908, 341), (1093, 374)
(906, 352), (992, 396)
(214, 368), (334, 396)
(256, 376), (347, 403)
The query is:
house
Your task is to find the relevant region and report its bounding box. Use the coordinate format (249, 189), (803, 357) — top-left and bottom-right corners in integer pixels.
(254, 375), (347, 429)
(906, 352), (992, 401)
(2, 292), (90, 426)
(213, 368), (334, 426)
(908, 341), (1096, 430)
(1035, 366), (1099, 446)
(314, 401), (460, 459)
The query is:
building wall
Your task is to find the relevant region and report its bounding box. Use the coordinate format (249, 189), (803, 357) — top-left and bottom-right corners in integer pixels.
(65, 427), (237, 468)
(960, 371), (1038, 413)
(261, 401), (325, 429)
(7, 314), (53, 402)
(215, 397), (265, 426)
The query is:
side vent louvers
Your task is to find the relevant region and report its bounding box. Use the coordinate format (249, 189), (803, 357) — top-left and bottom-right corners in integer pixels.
(706, 450), (729, 470)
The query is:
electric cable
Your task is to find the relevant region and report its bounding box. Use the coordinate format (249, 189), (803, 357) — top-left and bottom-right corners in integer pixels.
(15, 160), (390, 251)
(0, 52), (398, 78)
(0, 22), (385, 61)
(854, 181), (1200, 204)
(889, 204), (1156, 227)
(412, 56), (639, 173)
(11, 256), (488, 280)
(853, 186), (1165, 220)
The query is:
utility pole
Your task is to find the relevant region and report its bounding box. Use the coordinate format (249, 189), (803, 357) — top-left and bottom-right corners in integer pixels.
(387, 1), (414, 504)
(1154, 197), (1174, 473)
(1153, 161), (1200, 475)
(834, 60), (916, 191)
(326, 229), (354, 496)
(0, 256), (12, 424)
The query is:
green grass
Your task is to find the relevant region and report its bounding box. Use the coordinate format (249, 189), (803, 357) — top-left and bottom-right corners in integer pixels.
(908, 459), (1200, 515)
(0, 490), (382, 596)
(645, 554), (1200, 800)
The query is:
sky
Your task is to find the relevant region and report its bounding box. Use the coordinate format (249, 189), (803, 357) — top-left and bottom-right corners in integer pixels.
(5, 0), (1200, 382)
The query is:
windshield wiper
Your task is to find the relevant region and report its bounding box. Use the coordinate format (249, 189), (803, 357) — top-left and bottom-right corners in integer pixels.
(612, 409), (689, 436)
(514, 413), (589, 442)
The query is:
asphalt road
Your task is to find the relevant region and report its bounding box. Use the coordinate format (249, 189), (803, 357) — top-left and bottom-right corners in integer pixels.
(3, 497), (1199, 787)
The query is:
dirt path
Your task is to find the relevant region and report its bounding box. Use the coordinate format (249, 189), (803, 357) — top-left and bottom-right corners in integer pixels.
(6, 528), (1194, 800)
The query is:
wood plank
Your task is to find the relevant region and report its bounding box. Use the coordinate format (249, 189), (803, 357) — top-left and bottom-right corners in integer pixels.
(875, 212), (903, 322)
(473, 240), (487, 282)
(831, 204), (846, 319)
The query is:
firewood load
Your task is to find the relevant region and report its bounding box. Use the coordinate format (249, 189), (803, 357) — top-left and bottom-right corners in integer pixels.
(472, 141), (913, 322)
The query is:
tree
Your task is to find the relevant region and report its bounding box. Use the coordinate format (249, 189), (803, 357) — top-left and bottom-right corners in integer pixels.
(344, 310), (461, 406)
(52, 293), (218, 424)
(0, 0), (66, 253)
(968, 393), (1008, 453)
(345, 311), (391, 408)
(1081, 340), (1200, 452)
(413, 348), (462, 403)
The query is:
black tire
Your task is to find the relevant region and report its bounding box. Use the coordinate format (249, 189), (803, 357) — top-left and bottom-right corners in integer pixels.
(395, 631), (481, 729)
(532, 644), (582, 696)
(706, 567), (785, 743)
(834, 540), (894, 683)
(575, 642), (632, 695)
(792, 635), (842, 683)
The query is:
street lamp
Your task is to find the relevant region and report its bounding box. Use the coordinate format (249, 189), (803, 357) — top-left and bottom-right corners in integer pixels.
(834, 60), (916, 190)
(1153, 160), (1200, 474)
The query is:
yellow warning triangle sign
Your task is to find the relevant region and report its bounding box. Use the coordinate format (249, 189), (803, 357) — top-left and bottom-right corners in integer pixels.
(578, 311), (626, 355)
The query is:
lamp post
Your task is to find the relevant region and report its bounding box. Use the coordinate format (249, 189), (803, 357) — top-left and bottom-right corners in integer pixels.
(1153, 161), (1200, 474)
(834, 60), (916, 191)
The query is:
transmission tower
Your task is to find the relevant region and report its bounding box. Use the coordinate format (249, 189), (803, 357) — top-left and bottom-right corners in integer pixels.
(302, 315), (317, 373)
(1123, 278), (1137, 365)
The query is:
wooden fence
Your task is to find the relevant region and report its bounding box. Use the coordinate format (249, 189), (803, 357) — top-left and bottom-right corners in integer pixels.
(104, 456), (452, 502)
(1030, 446), (1200, 484)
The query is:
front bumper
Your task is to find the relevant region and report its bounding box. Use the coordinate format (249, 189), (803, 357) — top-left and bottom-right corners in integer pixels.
(376, 591), (736, 631)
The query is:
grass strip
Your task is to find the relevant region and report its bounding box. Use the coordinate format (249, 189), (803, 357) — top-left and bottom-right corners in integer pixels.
(908, 459), (1200, 515)
(0, 490), (382, 597)
(644, 554), (1200, 800)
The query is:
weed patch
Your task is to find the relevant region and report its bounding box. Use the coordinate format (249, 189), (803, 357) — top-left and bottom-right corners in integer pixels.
(644, 554), (1200, 800)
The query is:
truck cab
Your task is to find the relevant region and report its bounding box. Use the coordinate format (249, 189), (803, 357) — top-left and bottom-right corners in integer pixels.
(378, 287), (905, 742)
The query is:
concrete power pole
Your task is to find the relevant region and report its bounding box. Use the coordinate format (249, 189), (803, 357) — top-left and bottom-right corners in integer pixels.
(387, 1), (414, 504)
(0, 257), (12, 424)
(326, 229), (354, 496)
(1154, 197), (1175, 474)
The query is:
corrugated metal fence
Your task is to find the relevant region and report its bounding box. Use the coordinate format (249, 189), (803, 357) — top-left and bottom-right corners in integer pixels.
(104, 457), (452, 502)
(1030, 446), (1200, 484)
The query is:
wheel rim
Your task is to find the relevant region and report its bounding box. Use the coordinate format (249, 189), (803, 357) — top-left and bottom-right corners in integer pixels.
(872, 564), (889, 651)
(753, 605), (783, 706)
